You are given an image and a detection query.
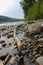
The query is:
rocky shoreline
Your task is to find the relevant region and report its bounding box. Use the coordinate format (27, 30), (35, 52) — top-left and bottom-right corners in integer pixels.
(16, 21), (43, 65)
(0, 21), (43, 65)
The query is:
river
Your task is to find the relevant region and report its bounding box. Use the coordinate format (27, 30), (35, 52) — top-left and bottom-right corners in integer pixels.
(0, 21), (24, 26)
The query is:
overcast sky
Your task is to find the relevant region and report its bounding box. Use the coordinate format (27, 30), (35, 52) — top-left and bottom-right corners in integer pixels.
(0, 0), (24, 19)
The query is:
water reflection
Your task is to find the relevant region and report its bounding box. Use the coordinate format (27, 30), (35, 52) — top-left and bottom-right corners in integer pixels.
(17, 31), (25, 40)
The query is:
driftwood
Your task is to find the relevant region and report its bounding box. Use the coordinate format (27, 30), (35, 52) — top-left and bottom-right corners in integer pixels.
(0, 53), (11, 65)
(14, 27), (22, 47)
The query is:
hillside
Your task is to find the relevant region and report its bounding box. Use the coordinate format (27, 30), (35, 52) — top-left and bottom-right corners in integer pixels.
(0, 15), (24, 22)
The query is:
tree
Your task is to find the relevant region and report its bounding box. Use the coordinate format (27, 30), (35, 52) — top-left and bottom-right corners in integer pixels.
(20, 0), (35, 18)
(20, 0), (43, 21)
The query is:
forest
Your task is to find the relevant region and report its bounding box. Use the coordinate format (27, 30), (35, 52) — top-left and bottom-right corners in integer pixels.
(20, 0), (43, 21)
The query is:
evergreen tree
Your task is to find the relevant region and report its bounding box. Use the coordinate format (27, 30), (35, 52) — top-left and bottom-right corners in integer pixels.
(20, 0), (43, 21)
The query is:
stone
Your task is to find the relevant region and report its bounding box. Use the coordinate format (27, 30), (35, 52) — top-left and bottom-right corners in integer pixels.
(7, 34), (13, 38)
(0, 60), (4, 65)
(38, 38), (43, 44)
(28, 23), (41, 33)
(2, 43), (6, 47)
(36, 56), (43, 65)
(0, 40), (5, 44)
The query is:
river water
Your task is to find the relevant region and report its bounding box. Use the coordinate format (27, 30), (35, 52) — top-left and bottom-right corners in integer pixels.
(0, 21), (24, 26)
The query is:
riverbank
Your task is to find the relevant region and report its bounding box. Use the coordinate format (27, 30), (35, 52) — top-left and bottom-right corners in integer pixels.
(0, 21), (43, 65)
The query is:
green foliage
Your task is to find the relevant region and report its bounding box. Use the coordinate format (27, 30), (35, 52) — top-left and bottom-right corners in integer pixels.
(20, 0), (35, 16)
(20, 0), (43, 21)
(40, 0), (43, 18)
(26, 2), (39, 20)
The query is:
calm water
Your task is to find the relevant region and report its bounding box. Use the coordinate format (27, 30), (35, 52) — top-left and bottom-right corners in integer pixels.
(17, 31), (25, 40)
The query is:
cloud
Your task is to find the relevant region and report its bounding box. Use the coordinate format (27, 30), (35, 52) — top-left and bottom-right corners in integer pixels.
(3, 5), (24, 18)
(0, 0), (12, 12)
(0, 0), (24, 18)
(0, 0), (21, 13)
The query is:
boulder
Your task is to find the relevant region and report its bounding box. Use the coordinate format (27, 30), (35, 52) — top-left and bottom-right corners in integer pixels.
(29, 23), (41, 33)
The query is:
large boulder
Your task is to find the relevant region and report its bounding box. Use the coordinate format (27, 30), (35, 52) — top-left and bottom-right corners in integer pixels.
(28, 23), (43, 35)
(29, 23), (41, 33)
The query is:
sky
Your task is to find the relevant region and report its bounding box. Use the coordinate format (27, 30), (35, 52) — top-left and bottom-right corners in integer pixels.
(0, 0), (24, 19)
